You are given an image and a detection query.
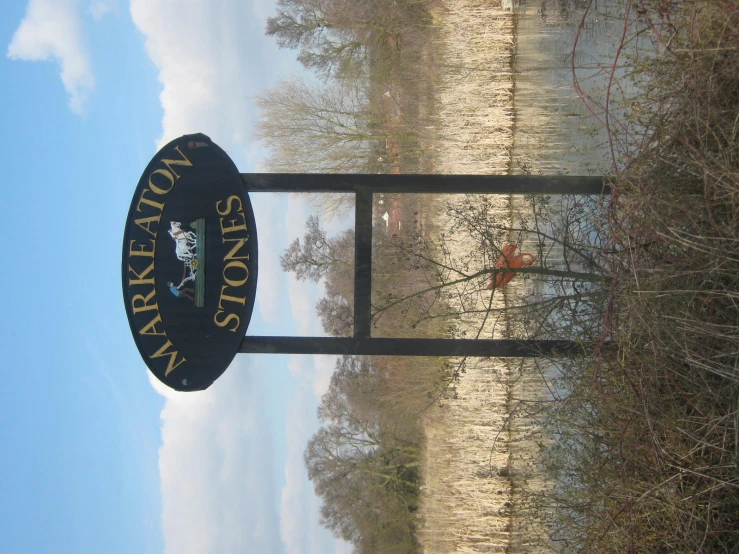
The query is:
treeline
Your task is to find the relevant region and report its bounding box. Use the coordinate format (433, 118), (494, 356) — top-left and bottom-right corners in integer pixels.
(266, 0), (436, 80)
(306, 355), (423, 553)
(258, 0), (446, 176)
(261, 3), (454, 551)
(281, 203), (454, 552)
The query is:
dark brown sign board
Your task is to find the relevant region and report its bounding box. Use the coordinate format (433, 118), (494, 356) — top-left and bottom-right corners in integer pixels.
(122, 134), (258, 391)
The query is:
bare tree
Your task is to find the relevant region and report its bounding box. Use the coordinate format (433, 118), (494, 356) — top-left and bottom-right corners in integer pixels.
(266, 0), (385, 78)
(280, 215), (353, 281)
(305, 355), (421, 551)
(281, 215), (356, 335)
(316, 295), (353, 336)
(255, 78), (387, 174)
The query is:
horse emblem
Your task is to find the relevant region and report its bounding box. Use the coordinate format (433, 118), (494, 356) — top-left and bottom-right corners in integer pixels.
(168, 219), (206, 306)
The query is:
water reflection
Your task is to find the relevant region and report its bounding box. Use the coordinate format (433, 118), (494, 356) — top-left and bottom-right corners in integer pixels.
(511, 0), (650, 175)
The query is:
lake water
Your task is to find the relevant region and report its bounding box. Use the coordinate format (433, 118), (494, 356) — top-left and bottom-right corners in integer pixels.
(511, 0), (650, 176)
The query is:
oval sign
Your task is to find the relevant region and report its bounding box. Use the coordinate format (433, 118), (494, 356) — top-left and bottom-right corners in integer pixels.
(122, 133), (258, 391)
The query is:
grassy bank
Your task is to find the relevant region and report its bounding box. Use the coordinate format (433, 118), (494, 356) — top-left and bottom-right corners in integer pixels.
(535, 2), (739, 551)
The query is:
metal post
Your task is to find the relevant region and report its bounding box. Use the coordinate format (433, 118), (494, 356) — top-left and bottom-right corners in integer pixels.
(242, 173), (608, 195)
(354, 189), (373, 339)
(239, 336), (584, 357)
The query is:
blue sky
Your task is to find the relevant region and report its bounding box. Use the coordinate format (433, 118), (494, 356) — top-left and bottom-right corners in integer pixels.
(1, 1), (349, 553)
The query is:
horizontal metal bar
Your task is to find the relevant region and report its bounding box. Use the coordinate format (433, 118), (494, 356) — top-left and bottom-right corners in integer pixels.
(239, 336), (586, 357)
(242, 174), (608, 195)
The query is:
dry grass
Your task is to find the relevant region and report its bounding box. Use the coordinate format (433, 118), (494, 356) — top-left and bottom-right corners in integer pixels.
(434, 0), (515, 175)
(418, 1), (739, 552)
(532, 2), (739, 551)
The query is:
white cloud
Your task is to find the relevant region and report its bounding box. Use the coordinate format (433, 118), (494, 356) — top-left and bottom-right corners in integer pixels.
(8, 0), (95, 114)
(286, 192), (312, 241)
(287, 276), (320, 337)
(280, 382), (311, 554)
(130, 2), (347, 552)
(251, 193), (283, 322)
(312, 355), (336, 398)
(152, 357), (282, 554)
(129, 0), (300, 152)
(89, 0), (116, 20)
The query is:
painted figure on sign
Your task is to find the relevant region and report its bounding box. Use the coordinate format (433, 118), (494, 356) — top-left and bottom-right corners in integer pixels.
(167, 218), (206, 308)
(169, 221), (197, 263)
(167, 281), (195, 302)
(487, 244), (535, 290)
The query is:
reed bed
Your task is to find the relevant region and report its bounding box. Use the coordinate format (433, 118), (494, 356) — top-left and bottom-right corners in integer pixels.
(414, 192), (575, 553)
(435, 0), (515, 174)
(416, 194), (514, 553)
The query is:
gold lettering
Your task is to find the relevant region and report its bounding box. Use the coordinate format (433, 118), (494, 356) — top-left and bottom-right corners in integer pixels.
(129, 239), (155, 258)
(150, 340), (187, 376)
(159, 145), (193, 179)
(220, 210), (247, 235)
(214, 310), (240, 332)
(213, 194), (251, 334)
(215, 195), (243, 216)
(148, 169), (176, 195)
(223, 261), (249, 287)
(147, 146), (194, 195)
(134, 215), (161, 238)
(139, 313), (166, 337)
(131, 288), (158, 314)
(128, 262), (155, 286)
(136, 189), (165, 213)
(218, 285), (247, 307)
(223, 237), (249, 261)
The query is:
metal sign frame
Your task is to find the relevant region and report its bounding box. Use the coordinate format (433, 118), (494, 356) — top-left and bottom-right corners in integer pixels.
(240, 173), (607, 358)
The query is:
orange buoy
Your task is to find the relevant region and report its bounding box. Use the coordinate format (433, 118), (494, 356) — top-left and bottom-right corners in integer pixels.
(487, 244), (535, 290)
